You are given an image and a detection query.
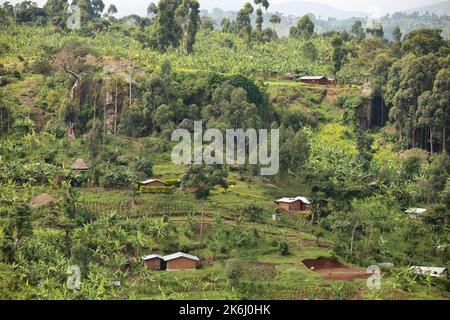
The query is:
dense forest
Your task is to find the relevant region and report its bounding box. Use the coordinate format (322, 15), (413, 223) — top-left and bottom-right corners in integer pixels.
(0, 0), (449, 300)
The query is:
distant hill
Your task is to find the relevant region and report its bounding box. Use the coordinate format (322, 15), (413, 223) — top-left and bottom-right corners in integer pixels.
(270, 1), (369, 19)
(406, 1), (450, 16)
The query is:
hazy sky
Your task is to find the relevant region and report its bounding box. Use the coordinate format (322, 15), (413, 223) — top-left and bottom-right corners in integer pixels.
(3, 0), (446, 16)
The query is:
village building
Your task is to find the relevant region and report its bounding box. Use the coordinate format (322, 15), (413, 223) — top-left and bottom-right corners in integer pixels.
(282, 73), (294, 81)
(276, 197), (311, 212)
(142, 254), (164, 270)
(71, 158), (90, 171)
(410, 266), (448, 279)
(405, 208), (427, 219)
(139, 179), (168, 187)
(164, 252), (199, 271)
(142, 252), (199, 271)
(298, 76), (331, 85)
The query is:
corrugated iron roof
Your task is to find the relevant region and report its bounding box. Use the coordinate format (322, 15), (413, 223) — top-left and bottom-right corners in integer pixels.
(163, 252), (199, 261)
(276, 196), (311, 204)
(140, 179), (167, 185)
(410, 266), (447, 277)
(299, 76), (328, 80)
(405, 208), (427, 214)
(141, 254), (164, 261)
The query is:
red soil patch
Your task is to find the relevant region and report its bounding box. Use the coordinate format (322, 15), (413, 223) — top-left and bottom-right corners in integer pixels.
(302, 257), (371, 281)
(302, 257), (346, 270)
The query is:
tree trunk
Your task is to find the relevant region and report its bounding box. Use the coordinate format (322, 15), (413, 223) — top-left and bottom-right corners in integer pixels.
(443, 124), (446, 153)
(350, 224), (358, 257)
(132, 183), (136, 206)
(103, 102), (106, 145)
(114, 83), (118, 134)
(0, 107), (3, 136)
(200, 204), (204, 247)
(430, 125), (433, 156)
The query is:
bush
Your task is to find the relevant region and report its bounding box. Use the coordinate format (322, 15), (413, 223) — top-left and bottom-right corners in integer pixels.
(225, 259), (244, 287)
(133, 158), (153, 179)
(163, 179), (181, 187)
(277, 240), (289, 256)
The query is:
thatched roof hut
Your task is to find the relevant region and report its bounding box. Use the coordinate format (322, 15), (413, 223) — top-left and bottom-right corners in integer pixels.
(30, 193), (56, 208)
(71, 158), (89, 171)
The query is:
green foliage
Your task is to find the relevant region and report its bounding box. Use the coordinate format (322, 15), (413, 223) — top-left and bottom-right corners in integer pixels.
(241, 203), (264, 222)
(402, 29), (446, 56)
(181, 164), (228, 200)
(290, 15), (315, 39)
(277, 240), (289, 256)
(225, 258), (244, 287)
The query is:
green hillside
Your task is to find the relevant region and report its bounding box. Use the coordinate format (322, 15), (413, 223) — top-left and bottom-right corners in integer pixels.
(0, 0), (449, 301)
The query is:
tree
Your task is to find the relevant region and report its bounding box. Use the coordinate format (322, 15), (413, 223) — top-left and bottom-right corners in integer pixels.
(300, 41), (317, 61)
(269, 14), (281, 34)
(53, 39), (92, 101)
(392, 25), (402, 42)
(402, 29), (445, 56)
(147, 2), (158, 17)
(106, 4), (117, 16)
(429, 68), (450, 152)
(0, 203), (33, 263)
(366, 22), (384, 38)
(133, 158), (153, 180)
(153, 104), (174, 131)
(387, 53), (441, 149)
(424, 153), (449, 203)
(120, 106), (146, 137)
(242, 203), (264, 223)
(181, 165), (228, 246)
(400, 156), (422, 181)
(262, 0), (269, 12)
(417, 91), (439, 155)
(44, 0), (68, 16)
(201, 16), (215, 31)
(289, 129), (310, 176)
(290, 15), (315, 39)
(71, 0), (94, 22)
(351, 20), (365, 42)
(43, 0), (68, 27)
(328, 197), (397, 263)
(331, 35), (345, 74)
(225, 258), (244, 287)
(86, 118), (103, 186)
(355, 128), (374, 171)
(154, 0), (183, 52)
(186, 0), (200, 54)
(255, 8), (263, 34)
(91, 0), (105, 17)
(236, 2), (253, 45)
(254, 0), (264, 35)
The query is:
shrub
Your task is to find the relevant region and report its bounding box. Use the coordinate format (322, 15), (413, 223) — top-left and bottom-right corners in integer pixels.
(225, 259), (244, 287)
(133, 158), (153, 179)
(277, 240), (289, 256)
(163, 179), (181, 187)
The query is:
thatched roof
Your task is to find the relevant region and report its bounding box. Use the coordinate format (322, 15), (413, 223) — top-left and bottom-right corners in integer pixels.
(30, 193), (56, 208)
(71, 158), (89, 170)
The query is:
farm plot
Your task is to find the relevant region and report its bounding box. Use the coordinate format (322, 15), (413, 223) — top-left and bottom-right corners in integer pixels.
(302, 257), (371, 281)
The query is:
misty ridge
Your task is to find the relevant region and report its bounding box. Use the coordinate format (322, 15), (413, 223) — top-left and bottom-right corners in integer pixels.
(200, 1), (450, 39)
